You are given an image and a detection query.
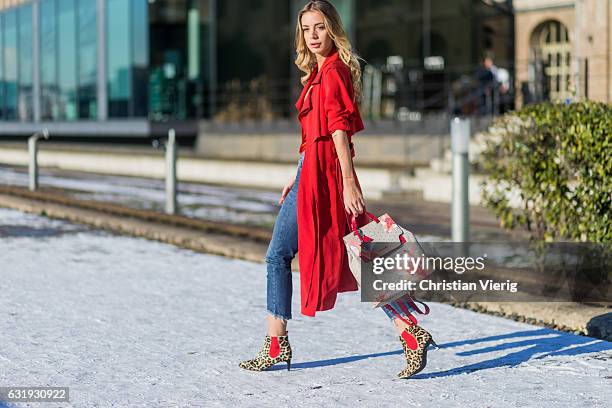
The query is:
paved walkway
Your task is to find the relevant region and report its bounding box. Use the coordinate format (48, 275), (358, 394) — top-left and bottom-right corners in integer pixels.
(0, 208), (610, 407)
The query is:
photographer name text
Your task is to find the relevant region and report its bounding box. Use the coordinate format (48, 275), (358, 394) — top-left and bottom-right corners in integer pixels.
(372, 279), (518, 293)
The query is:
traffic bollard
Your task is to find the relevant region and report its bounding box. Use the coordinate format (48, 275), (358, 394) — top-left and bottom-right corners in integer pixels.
(28, 128), (50, 191)
(451, 117), (470, 242)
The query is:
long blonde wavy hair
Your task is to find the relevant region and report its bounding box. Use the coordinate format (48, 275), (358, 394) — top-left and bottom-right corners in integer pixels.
(294, 0), (364, 108)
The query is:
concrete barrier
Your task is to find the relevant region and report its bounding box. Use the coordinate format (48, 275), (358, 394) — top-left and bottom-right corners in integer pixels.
(0, 145), (402, 200)
(0, 143), (506, 206)
(194, 131), (450, 168)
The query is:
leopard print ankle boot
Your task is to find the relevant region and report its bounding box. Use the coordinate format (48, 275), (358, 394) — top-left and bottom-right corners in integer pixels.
(397, 324), (438, 379)
(239, 333), (292, 372)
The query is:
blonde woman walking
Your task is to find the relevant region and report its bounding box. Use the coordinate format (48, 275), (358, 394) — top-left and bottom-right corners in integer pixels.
(239, 0), (436, 379)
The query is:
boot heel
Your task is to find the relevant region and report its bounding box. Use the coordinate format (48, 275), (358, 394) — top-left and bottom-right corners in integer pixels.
(239, 334), (292, 372)
(429, 338), (440, 349)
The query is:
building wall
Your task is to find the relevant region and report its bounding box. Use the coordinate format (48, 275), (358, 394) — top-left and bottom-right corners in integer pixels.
(515, 0), (612, 107)
(0, 0), (31, 11)
(575, 0), (612, 102)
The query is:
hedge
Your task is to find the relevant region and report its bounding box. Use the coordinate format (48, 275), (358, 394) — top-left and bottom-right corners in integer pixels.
(479, 100), (611, 243)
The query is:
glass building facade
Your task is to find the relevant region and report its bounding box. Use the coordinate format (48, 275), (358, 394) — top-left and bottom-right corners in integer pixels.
(0, 0), (151, 127)
(0, 0), (513, 134)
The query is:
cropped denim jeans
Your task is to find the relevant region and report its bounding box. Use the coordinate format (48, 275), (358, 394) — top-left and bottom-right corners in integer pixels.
(265, 152), (305, 320)
(265, 152), (422, 322)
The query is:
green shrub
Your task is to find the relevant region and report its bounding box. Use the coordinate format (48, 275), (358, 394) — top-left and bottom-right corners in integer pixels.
(479, 100), (611, 242)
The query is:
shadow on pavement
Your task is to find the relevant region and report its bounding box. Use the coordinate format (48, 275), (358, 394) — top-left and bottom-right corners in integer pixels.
(413, 328), (612, 379)
(282, 328), (611, 377)
(269, 350), (402, 371)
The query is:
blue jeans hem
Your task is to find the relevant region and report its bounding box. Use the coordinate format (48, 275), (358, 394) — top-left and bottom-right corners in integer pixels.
(268, 309), (292, 321)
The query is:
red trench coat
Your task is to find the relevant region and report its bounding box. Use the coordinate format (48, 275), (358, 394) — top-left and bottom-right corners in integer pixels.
(294, 46), (369, 317)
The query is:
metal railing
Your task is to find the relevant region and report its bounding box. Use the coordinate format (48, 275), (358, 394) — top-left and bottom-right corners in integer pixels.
(27, 127), (180, 216)
(144, 64), (517, 123)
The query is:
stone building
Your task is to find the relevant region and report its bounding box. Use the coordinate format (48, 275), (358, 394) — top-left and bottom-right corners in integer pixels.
(514, 0), (612, 107)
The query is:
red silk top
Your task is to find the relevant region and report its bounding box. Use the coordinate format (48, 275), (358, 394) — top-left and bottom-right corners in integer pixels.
(294, 46), (369, 317)
(297, 47), (364, 155)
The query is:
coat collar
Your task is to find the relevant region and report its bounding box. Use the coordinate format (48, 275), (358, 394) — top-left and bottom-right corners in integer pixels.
(295, 46), (340, 115)
(311, 45), (340, 84)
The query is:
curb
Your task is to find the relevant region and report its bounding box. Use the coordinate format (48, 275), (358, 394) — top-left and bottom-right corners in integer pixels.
(0, 186), (302, 271)
(0, 185), (272, 242)
(0, 192), (268, 264)
(449, 301), (611, 340)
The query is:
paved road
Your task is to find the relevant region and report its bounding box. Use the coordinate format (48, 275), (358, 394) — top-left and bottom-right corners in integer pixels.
(0, 208), (609, 407)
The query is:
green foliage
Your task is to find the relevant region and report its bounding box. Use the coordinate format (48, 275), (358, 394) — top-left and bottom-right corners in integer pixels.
(479, 100), (611, 243)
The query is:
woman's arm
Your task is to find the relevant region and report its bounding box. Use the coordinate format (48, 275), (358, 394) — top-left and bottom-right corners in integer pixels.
(278, 173), (295, 205)
(324, 66), (365, 216)
(332, 129), (365, 217)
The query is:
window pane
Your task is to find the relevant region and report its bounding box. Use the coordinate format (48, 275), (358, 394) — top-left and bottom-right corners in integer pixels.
(40, 0), (58, 120)
(132, 0), (148, 117)
(0, 14), (4, 119)
(107, 0), (130, 117)
(77, 0), (96, 119)
(217, 0), (290, 119)
(4, 10), (17, 120)
(18, 4), (33, 121)
(149, 0), (188, 120)
(58, 0), (77, 121)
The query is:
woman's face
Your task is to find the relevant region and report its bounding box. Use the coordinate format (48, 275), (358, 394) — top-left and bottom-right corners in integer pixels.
(301, 11), (333, 57)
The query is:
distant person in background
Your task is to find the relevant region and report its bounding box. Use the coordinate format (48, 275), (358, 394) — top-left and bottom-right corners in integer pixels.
(495, 67), (511, 114)
(475, 53), (498, 115)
